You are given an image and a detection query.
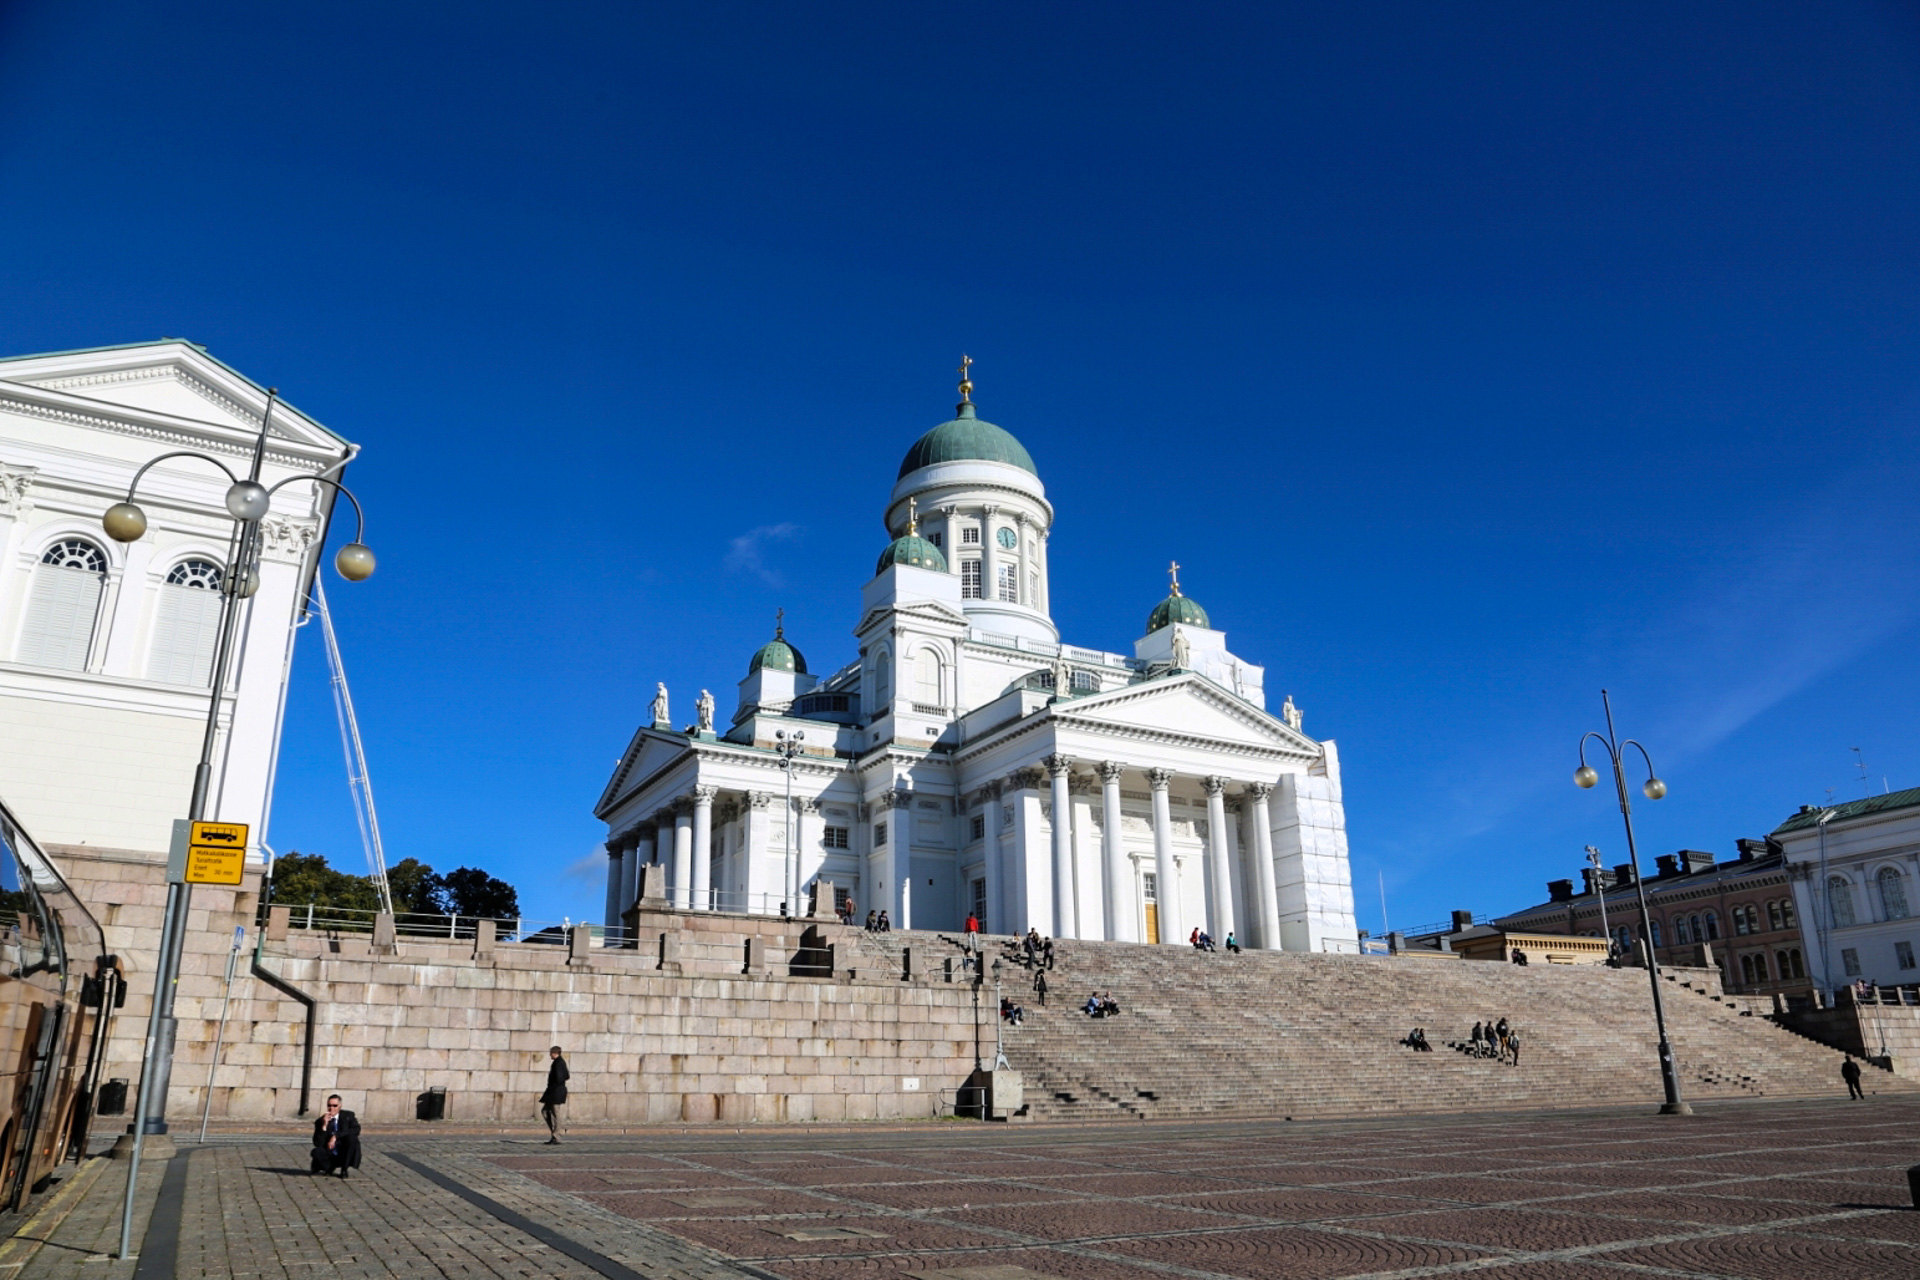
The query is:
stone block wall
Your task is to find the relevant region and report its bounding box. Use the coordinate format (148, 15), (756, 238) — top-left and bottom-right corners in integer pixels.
(1776, 997), (1920, 1079)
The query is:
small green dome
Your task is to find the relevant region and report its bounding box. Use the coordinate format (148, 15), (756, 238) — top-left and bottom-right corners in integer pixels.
(1147, 593), (1210, 633)
(876, 533), (948, 575)
(897, 403), (1038, 479)
(748, 627), (807, 675)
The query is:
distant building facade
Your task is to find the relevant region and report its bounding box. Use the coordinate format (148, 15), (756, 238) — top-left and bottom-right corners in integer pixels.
(1493, 841), (1810, 997)
(596, 374), (1359, 951)
(1775, 788), (1920, 994)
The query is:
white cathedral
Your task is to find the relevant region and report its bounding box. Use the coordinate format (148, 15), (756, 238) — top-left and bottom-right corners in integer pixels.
(597, 369), (1358, 951)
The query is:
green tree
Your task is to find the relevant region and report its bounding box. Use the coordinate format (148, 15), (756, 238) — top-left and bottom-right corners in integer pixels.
(440, 867), (519, 920)
(384, 857), (446, 916)
(269, 851), (379, 913)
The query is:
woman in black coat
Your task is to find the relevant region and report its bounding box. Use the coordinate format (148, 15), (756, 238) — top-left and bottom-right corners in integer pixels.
(311, 1094), (361, 1177)
(541, 1046), (569, 1144)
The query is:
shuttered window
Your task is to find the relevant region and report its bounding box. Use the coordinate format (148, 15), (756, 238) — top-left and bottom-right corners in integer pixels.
(17, 540), (107, 671)
(147, 560), (224, 686)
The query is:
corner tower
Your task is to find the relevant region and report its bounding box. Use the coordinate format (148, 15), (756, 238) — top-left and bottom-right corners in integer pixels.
(886, 357), (1057, 645)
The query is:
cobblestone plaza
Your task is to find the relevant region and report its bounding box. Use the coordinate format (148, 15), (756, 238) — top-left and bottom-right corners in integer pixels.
(9, 1097), (1919, 1279)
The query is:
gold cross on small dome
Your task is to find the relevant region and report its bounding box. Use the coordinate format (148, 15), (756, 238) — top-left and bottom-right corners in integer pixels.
(1168, 560), (1182, 595)
(957, 354), (974, 404)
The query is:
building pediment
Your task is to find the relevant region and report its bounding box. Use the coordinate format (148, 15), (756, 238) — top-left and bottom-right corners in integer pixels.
(595, 728), (693, 817)
(0, 341), (351, 461)
(1056, 673), (1318, 756)
(853, 597), (969, 637)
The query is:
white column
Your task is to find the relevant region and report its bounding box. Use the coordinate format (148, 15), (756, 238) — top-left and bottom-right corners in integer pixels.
(1247, 782), (1282, 949)
(671, 801), (694, 910)
(1009, 769), (1048, 933)
(981, 782), (1004, 934)
(1148, 768), (1180, 945)
(980, 504), (998, 600)
(603, 843), (624, 931)
(1100, 762), (1131, 942)
(794, 798), (819, 908)
(881, 792), (912, 928)
(691, 786), (716, 911)
(1223, 799), (1248, 940)
(745, 793), (773, 914)
(1045, 754), (1076, 939)
(1014, 513), (1030, 605)
(1204, 777), (1235, 941)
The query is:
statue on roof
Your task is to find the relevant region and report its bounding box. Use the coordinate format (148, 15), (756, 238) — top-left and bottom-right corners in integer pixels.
(1171, 626), (1191, 671)
(1283, 695), (1303, 731)
(696, 688), (715, 733)
(651, 682), (670, 727)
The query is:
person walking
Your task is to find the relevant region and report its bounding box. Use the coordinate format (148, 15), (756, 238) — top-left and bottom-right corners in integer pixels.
(540, 1045), (570, 1144)
(1470, 1021), (1484, 1057)
(1841, 1056), (1864, 1100)
(1495, 1017), (1511, 1062)
(1507, 1030), (1521, 1066)
(310, 1094), (361, 1177)
(1033, 968), (1048, 1006)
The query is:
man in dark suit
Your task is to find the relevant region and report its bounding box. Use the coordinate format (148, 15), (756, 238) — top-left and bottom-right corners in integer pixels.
(541, 1045), (569, 1144)
(310, 1094), (361, 1177)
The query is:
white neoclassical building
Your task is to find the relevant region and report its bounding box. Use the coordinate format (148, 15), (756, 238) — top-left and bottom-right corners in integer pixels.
(1776, 788), (1920, 992)
(597, 371), (1358, 950)
(0, 340), (355, 867)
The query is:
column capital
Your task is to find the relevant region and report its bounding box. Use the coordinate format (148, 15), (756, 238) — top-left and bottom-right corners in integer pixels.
(797, 797), (821, 815)
(1203, 775), (1229, 798)
(652, 806), (677, 826)
(877, 789), (908, 811)
(1099, 760), (1126, 784)
(691, 785), (718, 805)
(1244, 781), (1274, 802)
(746, 790), (772, 810)
(670, 796), (695, 818)
(1146, 767), (1175, 791)
(1009, 766), (1046, 791)
(981, 502), (999, 515)
(1043, 753), (1073, 777)
(1068, 774), (1099, 795)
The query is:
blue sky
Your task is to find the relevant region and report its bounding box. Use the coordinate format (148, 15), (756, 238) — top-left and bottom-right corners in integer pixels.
(2, 1), (1915, 932)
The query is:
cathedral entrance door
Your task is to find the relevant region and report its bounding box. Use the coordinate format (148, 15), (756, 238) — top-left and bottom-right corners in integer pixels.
(1143, 903), (1159, 944)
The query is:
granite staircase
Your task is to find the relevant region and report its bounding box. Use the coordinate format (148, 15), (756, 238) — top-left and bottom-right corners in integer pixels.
(848, 928), (1909, 1122)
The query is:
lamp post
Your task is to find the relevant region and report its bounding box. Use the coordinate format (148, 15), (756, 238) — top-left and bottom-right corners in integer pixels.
(990, 957), (1009, 1070)
(1574, 689), (1691, 1116)
(1585, 845), (1612, 952)
(105, 391), (373, 1255)
(774, 729), (805, 916)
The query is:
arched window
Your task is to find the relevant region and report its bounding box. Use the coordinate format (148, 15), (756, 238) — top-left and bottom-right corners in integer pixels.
(872, 649), (890, 706)
(1779, 897), (1795, 928)
(18, 538), (108, 670)
(1784, 948), (1804, 979)
(1828, 877), (1856, 929)
(1876, 867), (1909, 921)
(1689, 913), (1704, 943)
(1673, 916), (1690, 944)
(1703, 911), (1719, 941)
(913, 649), (942, 707)
(1071, 669), (1097, 693)
(1649, 920), (1662, 947)
(148, 558), (225, 686)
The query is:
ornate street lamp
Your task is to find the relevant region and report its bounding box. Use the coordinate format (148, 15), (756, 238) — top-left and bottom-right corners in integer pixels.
(1585, 845), (1612, 953)
(109, 391), (373, 1255)
(1575, 689), (1690, 1116)
(774, 729), (805, 916)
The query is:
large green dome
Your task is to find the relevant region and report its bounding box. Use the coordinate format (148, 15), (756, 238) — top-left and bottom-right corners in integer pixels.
(1147, 592), (1210, 633)
(876, 532), (948, 575)
(748, 627), (807, 675)
(897, 403), (1038, 479)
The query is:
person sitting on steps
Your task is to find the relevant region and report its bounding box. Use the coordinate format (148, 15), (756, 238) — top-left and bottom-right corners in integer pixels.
(1084, 991), (1102, 1016)
(1098, 991), (1121, 1017)
(1000, 995), (1024, 1026)
(1224, 932), (1240, 953)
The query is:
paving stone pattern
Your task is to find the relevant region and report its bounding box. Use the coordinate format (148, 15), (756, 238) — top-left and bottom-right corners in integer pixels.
(12, 1097), (1920, 1279)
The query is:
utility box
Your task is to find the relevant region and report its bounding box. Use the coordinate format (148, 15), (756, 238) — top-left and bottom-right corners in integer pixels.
(416, 1087), (446, 1121)
(98, 1078), (128, 1116)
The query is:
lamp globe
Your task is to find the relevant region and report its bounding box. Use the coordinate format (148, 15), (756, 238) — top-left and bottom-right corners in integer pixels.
(102, 502), (147, 542)
(335, 542), (376, 581)
(1642, 777), (1667, 800)
(224, 481), (271, 522)
(1573, 765), (1600, 789)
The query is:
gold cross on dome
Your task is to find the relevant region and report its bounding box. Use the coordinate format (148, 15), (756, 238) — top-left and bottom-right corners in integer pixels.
(957, 353), (974, 403)
(1168, 560), (1182, 595)
(775, 606), (785, 637)
(907, 496), (919, 534)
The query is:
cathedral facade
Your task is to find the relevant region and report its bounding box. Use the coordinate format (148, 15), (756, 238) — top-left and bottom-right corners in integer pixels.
(596, 374), (1357, 951)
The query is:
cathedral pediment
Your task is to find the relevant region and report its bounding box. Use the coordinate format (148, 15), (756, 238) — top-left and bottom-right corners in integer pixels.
(594, 728), (693, 816)
(1055, 674), (1317, 756)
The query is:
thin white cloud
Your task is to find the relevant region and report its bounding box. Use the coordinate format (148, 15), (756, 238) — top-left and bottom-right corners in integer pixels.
(724, 522), (801, 587)
(562, 846), (607, 883)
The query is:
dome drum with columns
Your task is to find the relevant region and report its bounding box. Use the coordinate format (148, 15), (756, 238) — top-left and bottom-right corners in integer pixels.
(596, 363), (1357, 952)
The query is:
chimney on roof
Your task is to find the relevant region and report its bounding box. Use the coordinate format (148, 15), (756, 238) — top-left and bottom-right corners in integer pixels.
(1680, 850), (1716, 874)
(1614, 863), (1636, 886)
(1547, 878), (1574, 903)
(1450, 909), (1474, 933)
(1582, 866), (1616, 895)
(1654, 854), (1679, 878)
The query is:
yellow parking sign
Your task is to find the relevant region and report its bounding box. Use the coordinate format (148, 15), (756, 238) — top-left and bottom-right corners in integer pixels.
(184, 821), (249, 885)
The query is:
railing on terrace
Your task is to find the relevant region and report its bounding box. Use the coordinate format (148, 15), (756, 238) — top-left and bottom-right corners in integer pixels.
(261, 900), (590, 945)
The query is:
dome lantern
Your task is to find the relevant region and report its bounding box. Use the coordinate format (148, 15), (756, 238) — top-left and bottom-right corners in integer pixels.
(748, 610), (808, 675)
(1147, 559), (1211, 632)
(875, 496), (949, 574)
